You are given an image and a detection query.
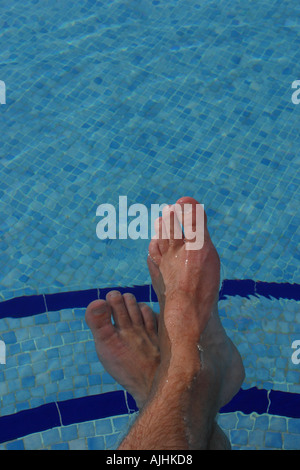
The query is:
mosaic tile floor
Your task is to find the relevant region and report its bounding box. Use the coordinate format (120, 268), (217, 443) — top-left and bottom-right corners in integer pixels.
(0, 0), (299, 450)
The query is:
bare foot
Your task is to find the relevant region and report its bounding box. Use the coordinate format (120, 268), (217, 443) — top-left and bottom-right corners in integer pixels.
(148, 197), (245, 409)
(85, 291), (160, 409)
(147, 197), (245, 448)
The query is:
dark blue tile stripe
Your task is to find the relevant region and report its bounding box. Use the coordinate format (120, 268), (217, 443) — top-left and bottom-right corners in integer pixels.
(219, 279), (300, 301)
(0, 280), (299, 319)
(58, 390), (130, 426)
(219, 388), (300, 418)
(0, 388), (299, 444)
(220, 387), (269, 415)
(268, 389), (300, 418)
(0, 402), (61, 444)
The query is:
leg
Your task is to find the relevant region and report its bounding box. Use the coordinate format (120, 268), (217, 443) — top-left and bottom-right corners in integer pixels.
(119, 197), (244, 449)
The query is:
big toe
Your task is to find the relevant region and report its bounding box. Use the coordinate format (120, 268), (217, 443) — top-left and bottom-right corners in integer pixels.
(175, 196), (207, 226)
(174, 196), (207, 250)
(85, 299), (115, 341)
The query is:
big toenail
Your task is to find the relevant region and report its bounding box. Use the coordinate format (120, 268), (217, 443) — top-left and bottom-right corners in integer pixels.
(92, 304), (107, 315)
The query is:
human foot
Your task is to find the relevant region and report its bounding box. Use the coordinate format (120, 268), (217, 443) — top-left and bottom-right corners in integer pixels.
(149, 198), (220, 346)
(148, 197), (245, 445)
(148, 250), (244, 409)
(85, 291), (160, 409)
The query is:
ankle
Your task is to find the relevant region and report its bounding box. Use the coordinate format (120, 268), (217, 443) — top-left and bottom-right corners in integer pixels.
(153, 350), (202, 398)
(163, 300), (213, 346)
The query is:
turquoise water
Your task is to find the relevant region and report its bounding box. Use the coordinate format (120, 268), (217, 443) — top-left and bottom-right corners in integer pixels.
(0, 0), (299, 450)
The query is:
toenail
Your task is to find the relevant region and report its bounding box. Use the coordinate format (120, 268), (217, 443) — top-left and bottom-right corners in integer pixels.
(124, 293), (134, 299)
(92, 304), (107, 315)
(108, 291), (121, 298)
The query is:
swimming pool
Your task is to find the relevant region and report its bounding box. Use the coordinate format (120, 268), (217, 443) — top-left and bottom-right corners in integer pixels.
(0, 0), (299, 450)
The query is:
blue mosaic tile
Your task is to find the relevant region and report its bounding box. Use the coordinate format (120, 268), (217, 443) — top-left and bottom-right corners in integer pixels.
(288, 419), (300, 434)
(51, 443), (69, 450)
(87, 436), (105, 450)
(6, 440), (25, 450)
(23, 433), (43, 450)
(2, 331), (17, 344)
(248, 429), (265, 448)
(283, 433), (300, 450)
(230, 429), (248, 446)
(105, 433), (122, 450)
(269, 417), (287, 432)
(265, 431), (283, 449)
(95, 418), (113, 435)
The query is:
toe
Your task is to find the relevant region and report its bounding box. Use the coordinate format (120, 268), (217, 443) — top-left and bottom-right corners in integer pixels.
(163, 204), (184, 248)
(123, 293), (144, 326)
(106, 290), (132, 329)
(175, 196), (205, 250)
(176, 196), (201, 206)
(147, 254), (165, 307)
(139, 303), (158, 336)
(154, 216), (169, 254)
(148, 236), (162, 266)
(147, 252), (161, 282)
(175, 196), (207, 229)
(85, 299), (115, 340)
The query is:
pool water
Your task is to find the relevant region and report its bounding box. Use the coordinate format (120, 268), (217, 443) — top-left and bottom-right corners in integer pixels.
(0, 0), (299, 450)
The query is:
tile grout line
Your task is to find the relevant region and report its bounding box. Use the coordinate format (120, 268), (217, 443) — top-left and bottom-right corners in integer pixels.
(42, 294), (48, 313)
(55, 402), (63, 427)
(266, 390), (272, 414)
(124, 391), (131, 415)
(124, 390), (138, 414)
